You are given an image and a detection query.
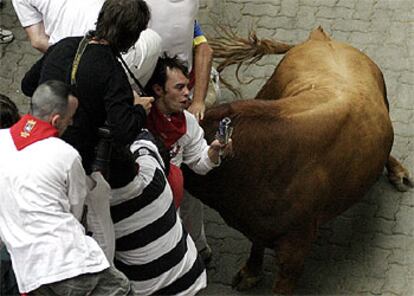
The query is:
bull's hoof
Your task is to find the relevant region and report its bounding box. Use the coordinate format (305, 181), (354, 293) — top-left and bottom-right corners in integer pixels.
(231, 266), (262, 291)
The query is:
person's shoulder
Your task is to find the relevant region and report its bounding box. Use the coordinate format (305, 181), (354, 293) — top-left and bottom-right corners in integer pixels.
(183, 110), (199, 126)
(40, 137), (81, 160)
(54, 36), (82, 48)
(84, 44), (118, 68)
(139, 28), (162, 46)
(47, 37), (81, 56)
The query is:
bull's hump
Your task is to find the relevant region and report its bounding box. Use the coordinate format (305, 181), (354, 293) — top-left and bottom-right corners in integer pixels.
(308, 26), (331, 41)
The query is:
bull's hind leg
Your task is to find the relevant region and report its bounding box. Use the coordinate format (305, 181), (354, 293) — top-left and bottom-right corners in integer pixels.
(232, 242), (264, 291)
(386, 155), (413, 192)
(273, 223), (317, 295)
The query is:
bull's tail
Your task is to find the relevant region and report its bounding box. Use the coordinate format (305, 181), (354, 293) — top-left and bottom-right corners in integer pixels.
(209, 27), (293, 96)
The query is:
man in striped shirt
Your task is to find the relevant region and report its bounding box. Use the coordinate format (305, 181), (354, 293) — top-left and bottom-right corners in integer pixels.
(109, 130), (207, 295)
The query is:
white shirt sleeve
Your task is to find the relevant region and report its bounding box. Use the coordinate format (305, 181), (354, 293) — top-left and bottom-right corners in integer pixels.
(182, 112), (219, 175)
(67, 155), (88, 221)
(122, 29), (162, 87)
(12, 0), (43, 27)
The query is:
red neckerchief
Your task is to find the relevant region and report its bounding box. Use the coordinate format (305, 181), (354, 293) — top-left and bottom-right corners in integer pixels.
(146, 104), (186, 149)
(10, 114), (58, 151)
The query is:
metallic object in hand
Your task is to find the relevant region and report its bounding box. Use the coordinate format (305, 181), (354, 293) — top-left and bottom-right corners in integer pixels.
(216, 117), (233, 145)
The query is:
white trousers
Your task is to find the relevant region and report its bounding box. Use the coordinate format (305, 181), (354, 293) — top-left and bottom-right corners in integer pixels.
(179, 190), (208, 251)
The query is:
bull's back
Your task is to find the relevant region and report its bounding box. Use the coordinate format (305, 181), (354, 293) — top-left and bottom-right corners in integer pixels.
(185, 28), (394, 245)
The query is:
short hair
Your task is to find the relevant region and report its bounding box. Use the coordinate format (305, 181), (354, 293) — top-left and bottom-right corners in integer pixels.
(94, 0), (150, 53)
(31, 80), (71, 121)
(0, 94), (20, 128)
(144, 53), (189, 97)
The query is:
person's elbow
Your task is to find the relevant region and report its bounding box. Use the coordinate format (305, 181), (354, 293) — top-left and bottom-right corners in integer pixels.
(30, 37), (49, 53)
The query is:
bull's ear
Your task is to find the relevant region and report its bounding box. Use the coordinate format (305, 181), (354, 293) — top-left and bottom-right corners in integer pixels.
(152, 84), (163, 97)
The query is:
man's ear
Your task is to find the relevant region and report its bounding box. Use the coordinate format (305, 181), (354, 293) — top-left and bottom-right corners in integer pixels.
(152, 84), (163, 97)
(50, 114), (61, 129)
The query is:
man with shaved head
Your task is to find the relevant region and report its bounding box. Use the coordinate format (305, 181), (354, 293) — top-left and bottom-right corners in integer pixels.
(0, 80), (134, 296)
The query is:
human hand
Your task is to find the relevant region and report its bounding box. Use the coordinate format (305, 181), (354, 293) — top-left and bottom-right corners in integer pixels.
(133, 90), (154, 114)
(187, 100), (206, 121)
(208, 138), (233, 164)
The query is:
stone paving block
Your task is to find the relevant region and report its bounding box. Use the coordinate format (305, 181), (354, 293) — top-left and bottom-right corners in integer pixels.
(353, 0), (375, 20)
(372, 233), (411, 250)
(390, 107), (414, 124)
(382, 264), (409, 295)
(0, 76), (13, 94)
(393, 206), (414, 236)
(304, 0), (337, 7)
(319, 6), (354, 20)
(332, 19), (371, 33)
(346, 275), (384, 295)
(389, 246), (414, 266)
(336, 0), (356, 9)
(242, 3), (280, 17)
(259, 15), (296, 31)
(280, 0), (298, 17)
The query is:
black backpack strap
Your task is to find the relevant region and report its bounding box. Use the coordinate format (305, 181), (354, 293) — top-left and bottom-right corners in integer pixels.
(116, 52), (147, 97)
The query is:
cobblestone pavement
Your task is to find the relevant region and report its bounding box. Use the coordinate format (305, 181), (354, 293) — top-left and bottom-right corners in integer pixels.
(1, 0), (413, 295)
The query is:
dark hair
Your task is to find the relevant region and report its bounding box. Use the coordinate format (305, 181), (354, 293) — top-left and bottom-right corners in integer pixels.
(0, 94), (20, 128)
(94, 0), (150, 53)
(144, 53), (189, 97)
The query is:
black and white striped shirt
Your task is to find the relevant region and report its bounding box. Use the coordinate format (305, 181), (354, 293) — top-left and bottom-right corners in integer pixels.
(110, 140), (206, 296)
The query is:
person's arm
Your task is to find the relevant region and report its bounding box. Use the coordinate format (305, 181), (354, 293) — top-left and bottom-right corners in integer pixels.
(67, 155), (88, 221)
(21, 54), (46, 97)
(100, 53), (147, 145)
(24, 21), (50, 53)
(12, 0), (49, 52)
(180, 113), (219, 175)
(187, 21), (213, 121)
(189, 42), (213, 121)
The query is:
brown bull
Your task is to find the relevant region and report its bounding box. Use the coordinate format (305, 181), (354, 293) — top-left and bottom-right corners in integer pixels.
(183, 27), (413, 294)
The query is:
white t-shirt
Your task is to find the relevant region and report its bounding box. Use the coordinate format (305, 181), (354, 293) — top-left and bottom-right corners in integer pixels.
(12, 0), (161, 87)
(145, 0), (199, 69)
(0, 129), (109, 293)
(170, 110), (218, 174)
(12, 0), (104, 44)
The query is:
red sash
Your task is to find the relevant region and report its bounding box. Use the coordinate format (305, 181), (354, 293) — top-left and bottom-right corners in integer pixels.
(167, 163), (184, 208)
(10, 114), (58, 150)
(146, 105), (187, 208)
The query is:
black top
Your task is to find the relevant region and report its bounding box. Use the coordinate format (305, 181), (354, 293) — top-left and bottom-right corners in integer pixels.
(22, 37), (147, 172)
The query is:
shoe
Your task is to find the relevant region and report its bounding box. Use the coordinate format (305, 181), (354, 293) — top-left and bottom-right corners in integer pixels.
(0, 28), (14, 44)
(199, 245), (212, 266)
